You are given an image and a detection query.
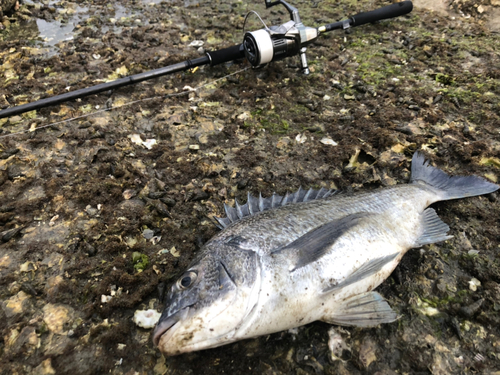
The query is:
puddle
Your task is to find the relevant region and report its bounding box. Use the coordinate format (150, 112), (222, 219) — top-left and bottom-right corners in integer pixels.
(2, 1), (88, 55)
(2, 1), (149, 57)
(36, 18), (77, 46)
(183, 0), (201, 7)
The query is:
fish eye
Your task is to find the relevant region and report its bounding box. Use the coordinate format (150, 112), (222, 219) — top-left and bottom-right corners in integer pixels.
(177, 271), (197, 290)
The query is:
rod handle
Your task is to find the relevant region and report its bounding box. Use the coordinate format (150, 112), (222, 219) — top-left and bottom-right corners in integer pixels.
(206, 44), (245, 66)
(351, 1), (413, 27)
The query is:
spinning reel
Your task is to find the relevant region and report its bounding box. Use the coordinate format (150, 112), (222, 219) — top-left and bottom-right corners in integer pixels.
(242, 0), (413, 74)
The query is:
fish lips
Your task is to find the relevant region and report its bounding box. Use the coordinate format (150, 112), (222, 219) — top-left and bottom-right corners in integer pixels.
(152, 306), (190, 347)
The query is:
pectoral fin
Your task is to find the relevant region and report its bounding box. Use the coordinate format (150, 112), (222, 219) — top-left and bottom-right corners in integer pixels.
(323, 252), (399, 293)
(273, 213), (371, 272)
(322, 291), (398, 327)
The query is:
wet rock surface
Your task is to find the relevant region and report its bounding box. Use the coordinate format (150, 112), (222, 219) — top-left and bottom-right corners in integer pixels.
(1, 0), (499, 374)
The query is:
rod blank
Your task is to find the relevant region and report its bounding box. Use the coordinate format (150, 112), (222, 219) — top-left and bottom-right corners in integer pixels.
(0, 56), (210, 119)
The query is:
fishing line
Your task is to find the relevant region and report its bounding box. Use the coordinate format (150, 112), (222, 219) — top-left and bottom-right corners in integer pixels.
(0, 66), (249, 140)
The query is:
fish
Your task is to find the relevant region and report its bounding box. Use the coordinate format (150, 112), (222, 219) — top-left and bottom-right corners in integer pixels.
(153, 152), (498, 356)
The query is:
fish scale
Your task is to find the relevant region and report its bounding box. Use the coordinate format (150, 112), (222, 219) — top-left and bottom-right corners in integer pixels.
(153, 152), (499, 356)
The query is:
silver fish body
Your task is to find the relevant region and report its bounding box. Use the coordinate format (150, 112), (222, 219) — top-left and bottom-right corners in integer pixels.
(153, 152), (498, 355)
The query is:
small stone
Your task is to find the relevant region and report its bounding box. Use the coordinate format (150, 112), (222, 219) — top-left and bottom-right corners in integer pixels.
(359, 337), (377, 369)
(1, 227), (22, 242)
(42, 304), (73, 334)
(20, 261), (36, 272)
(85, 205), (98, 216)
(237, 179), (248, 190)
(1, 291), (30, 318)
(460, 299), (484, 317)
(33, 358), (56, 375)
(142, 229), (155, 240)
(152, 200), (171, 217)
(276, 137), (291, 149)
(160, 197), (176, 207)
(148, 191), (166, 199)
(84, 243), (97, 257)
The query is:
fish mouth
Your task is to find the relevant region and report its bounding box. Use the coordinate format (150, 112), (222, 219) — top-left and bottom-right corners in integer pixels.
(152, 307), (190, 347)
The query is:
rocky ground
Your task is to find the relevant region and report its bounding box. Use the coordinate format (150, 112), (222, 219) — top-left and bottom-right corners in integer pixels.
(1, 0), (500, 374)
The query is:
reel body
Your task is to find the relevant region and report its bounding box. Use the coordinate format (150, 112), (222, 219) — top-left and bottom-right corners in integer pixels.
(243, 20), (318, 73)
(242, 0), (318, 74)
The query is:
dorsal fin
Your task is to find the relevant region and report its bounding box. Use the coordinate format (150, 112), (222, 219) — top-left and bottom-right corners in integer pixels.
(215, 187), (336, 229)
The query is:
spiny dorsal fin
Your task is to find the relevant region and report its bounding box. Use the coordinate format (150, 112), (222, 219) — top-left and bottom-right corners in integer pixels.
(214, 187), (336, 229)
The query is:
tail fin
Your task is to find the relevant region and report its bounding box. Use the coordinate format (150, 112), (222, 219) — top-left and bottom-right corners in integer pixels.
(410, 152), (499, 200)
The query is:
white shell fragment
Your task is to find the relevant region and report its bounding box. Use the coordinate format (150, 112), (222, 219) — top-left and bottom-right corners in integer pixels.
(237, 112), (250, 121)
(128, 134), (143, 146)
(128, 134), (157, 150)
(469, 278), (481, 291)
(169, 246), (181, 257)
(142, 139), (157, 150)
(189, 40), (204, 47)
(101, 295), (112, 303)
(328, 327), (350, 361)
(133, 309), (162, 329)
(320, 137), (338, 146)
(295, 133), (307, 144)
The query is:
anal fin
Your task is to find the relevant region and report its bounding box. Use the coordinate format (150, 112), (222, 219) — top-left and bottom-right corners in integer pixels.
(415, 208), (453, 247)
(322, 291), (398, 327)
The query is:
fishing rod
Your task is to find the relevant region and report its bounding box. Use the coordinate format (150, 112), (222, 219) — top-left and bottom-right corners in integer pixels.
(0, 0), (413, 120)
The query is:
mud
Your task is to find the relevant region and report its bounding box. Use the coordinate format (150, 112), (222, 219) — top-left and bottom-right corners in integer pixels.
(1, 0), (499, 374)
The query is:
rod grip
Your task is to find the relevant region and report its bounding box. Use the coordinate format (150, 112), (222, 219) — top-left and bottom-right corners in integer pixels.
(206, 44), (245, 66)
(351, 1), (413, 27)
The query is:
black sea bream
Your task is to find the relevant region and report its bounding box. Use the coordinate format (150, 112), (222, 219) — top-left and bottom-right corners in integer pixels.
(153, 152), (499, 355)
